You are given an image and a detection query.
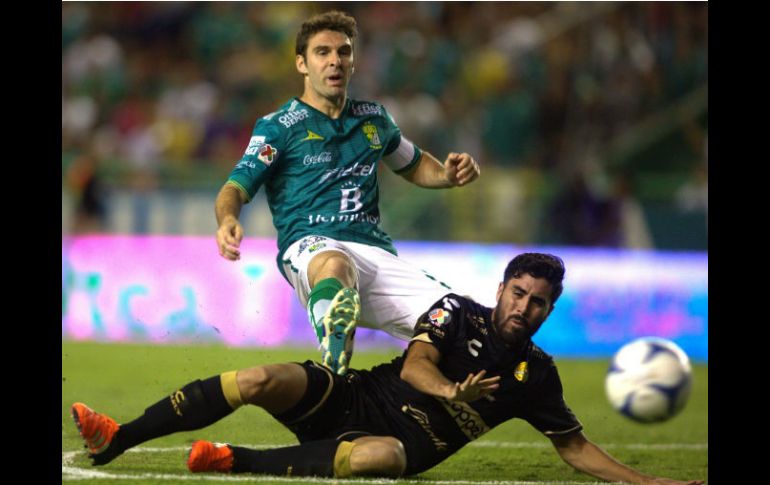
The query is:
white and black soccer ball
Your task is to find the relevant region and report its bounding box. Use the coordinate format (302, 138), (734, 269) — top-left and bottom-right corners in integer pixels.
(605, 337), (693, 423)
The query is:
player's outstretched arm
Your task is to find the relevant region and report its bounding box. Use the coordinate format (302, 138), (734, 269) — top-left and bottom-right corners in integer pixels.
(400, 151), (479, 188)
(400, 341), (499, 402)
(215, 183), (247, 261)
(549, 431), (704, 485)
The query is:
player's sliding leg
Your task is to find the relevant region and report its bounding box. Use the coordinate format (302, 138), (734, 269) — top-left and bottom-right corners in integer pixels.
(71, 372), (239, 466)
(188, 436), (406, 478)
(306, 250), (360, 375)
(71, 364), (307, 466)
(306, 276), (343, 346)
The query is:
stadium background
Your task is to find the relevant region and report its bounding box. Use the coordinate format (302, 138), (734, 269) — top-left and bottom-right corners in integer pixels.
(62, 1), (707, 359)
(62, 2), (708, 483)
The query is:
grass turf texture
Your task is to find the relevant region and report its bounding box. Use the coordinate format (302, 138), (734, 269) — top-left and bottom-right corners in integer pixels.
(62, 341), (708, 484)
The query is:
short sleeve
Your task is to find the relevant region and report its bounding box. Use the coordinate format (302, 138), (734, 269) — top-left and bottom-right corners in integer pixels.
(409, 296), (461, 355)
(226, 117), (285, 202)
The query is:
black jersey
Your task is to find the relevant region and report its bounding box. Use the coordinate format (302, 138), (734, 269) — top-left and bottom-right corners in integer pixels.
(278, 294), (582, 475)
(359, 294), (581, 472)
(408, 293), (582, 435)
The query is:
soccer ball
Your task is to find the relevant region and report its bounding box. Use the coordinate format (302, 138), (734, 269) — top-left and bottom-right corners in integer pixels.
(605, 337), (692, 423)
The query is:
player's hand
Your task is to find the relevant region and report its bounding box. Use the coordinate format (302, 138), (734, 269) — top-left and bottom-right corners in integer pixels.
(448, 370), (500, 402)
(444, 152), (480, 187)
(216, 217), (244, 261)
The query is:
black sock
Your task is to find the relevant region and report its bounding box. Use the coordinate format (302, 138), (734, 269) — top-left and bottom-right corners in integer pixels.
(231, 440), (340, 477)
(115, 375), (235, 452)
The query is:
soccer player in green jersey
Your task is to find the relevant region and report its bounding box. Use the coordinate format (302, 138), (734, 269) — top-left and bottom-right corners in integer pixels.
(215, 11), (480, 375)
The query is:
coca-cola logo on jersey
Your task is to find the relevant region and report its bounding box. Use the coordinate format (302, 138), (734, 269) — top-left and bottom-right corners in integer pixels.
(303, 152), (333, 166)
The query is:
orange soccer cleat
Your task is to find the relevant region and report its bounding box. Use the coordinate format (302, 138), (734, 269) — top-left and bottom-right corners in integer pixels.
(71, 402), (121, 465)
(187, 440), (234, 473)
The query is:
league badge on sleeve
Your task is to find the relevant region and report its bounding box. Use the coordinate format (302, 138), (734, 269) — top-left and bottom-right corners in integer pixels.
(429, 308), (451, 327)
(258, 144), (278, 165)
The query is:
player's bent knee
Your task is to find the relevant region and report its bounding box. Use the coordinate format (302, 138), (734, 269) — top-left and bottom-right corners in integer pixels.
(378, 439), (407, 477)
(351, 437), (406, 477)
(308, 250), (357, 288)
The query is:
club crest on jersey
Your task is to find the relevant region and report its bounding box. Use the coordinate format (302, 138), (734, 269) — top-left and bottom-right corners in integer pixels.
(362, 122), (382, 149)
(514, 361), (529, 382)
(258, 144), (278, 165)
(429, 308), (450, 326)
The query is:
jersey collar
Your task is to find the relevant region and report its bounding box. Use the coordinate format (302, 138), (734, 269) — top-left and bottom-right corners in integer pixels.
(293, 96), (351, 121)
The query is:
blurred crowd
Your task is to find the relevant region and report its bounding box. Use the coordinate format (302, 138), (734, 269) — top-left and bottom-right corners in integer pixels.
(62, 2), (707, 248)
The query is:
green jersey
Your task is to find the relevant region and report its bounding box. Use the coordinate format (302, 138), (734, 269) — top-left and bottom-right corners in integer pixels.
(227, 97), (423, 273)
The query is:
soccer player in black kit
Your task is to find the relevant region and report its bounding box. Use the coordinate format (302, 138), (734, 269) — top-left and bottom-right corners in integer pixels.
(71, 253), (703, 484)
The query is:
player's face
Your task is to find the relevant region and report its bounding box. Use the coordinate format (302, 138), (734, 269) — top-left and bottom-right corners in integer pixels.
(296, 30), (354, 102)
(492, 274), (554, 347)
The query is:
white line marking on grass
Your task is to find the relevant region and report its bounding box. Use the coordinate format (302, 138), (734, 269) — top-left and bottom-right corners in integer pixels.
(64, 464), (617, 485)
(63, 441), (706, 483)
(468, 441), (708, 451)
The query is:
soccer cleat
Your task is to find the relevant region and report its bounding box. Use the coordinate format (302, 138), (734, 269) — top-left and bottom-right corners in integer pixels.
(71, 402), (122, 465)
(320, 287), (360, 375)
(187, 440), (234, 473)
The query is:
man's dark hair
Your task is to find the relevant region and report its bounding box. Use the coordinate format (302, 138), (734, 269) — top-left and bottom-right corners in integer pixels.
(296, 11), (358, 57)
(503, 253), (565, 305)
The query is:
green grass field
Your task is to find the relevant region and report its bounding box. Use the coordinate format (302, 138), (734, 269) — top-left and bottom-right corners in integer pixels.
(62, 341), (708, 484)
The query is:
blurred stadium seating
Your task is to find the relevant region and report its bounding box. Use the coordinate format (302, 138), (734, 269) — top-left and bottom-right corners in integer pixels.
(62, 2), (707, 248)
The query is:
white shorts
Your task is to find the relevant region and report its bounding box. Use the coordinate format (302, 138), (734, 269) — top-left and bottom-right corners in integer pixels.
(281, 235), (451, 341)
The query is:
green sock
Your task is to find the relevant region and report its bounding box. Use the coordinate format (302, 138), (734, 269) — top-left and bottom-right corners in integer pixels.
(307, 278), (344, 344)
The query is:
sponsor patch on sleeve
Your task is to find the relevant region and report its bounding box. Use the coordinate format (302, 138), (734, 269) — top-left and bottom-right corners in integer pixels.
(245, 136), (266, 155)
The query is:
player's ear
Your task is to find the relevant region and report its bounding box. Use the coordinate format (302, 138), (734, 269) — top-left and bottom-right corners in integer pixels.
(496, 282), (504, 302)
(296, 55), (308, 75)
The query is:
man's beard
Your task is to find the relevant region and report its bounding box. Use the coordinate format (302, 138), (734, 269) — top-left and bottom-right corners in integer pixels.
(493, 303), (535, 349)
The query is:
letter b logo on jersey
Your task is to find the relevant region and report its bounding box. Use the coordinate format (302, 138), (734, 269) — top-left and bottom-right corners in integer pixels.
(340, 188), (363, 213)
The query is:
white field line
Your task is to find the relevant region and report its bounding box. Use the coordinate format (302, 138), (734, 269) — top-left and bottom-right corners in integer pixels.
(468, 441), (708, 451)
(63, 441), (707, 483)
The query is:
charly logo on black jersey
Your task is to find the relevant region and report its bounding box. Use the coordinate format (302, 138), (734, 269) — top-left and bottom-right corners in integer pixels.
(170, 390), (186, 417)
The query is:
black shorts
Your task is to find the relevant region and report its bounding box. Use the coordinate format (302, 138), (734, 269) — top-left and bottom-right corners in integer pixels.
(272, 361), (463, 475)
